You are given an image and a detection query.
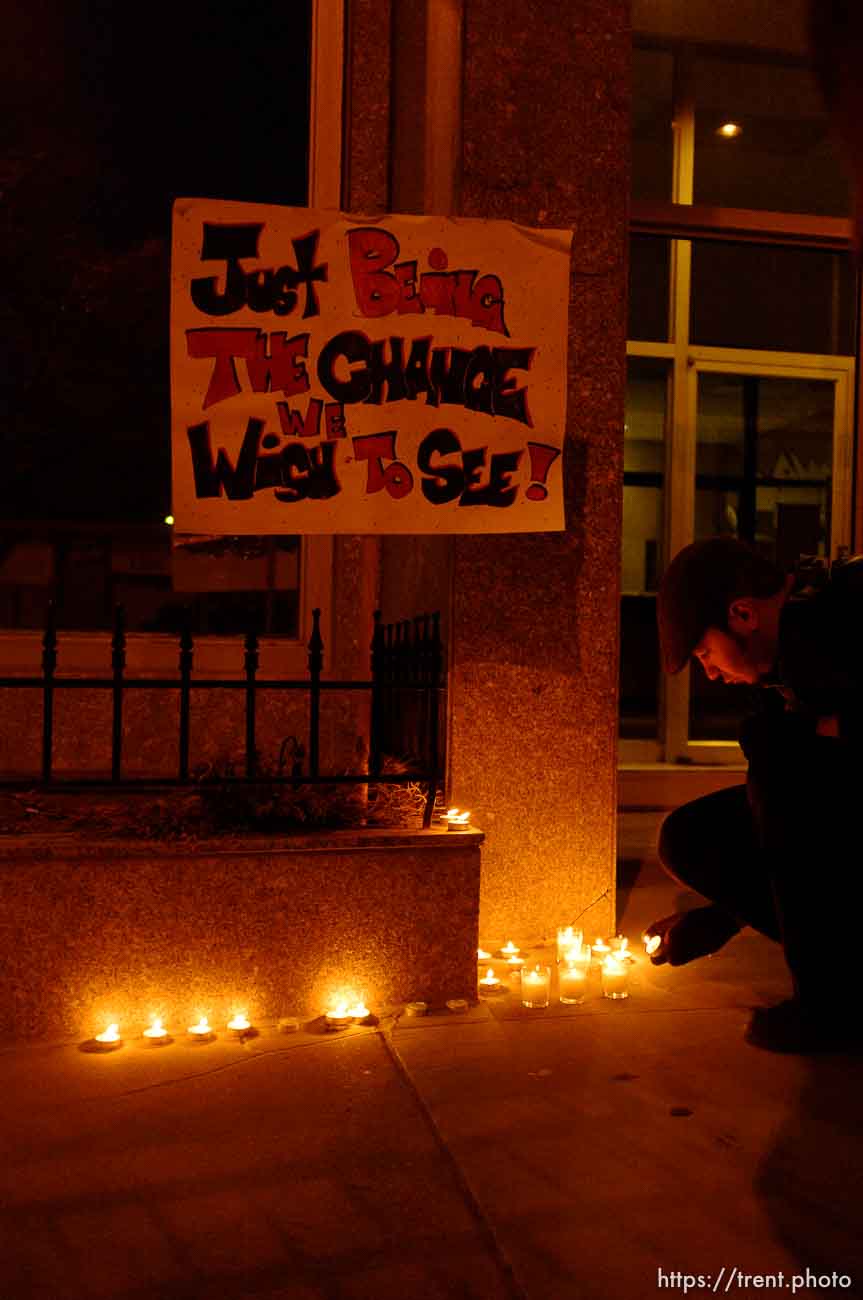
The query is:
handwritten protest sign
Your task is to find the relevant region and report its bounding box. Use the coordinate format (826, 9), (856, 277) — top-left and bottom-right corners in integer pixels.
(171, 199), (572, 534)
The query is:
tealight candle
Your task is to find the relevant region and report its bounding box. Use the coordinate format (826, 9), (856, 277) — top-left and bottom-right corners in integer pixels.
(478, 966), (504, 995)
(143, 1016), (171, 1046)
(556, 926), (583, 962)
(601, 956), (630, 1000)
(348, 1001), (370, 1022)
(559, 963), (588, 1005)
(477, 947), (492, 961)
(592, 937), (612, 961)
(227, 1012), (252, 1039)
(505, 954), (525, 970)
(500, 940), (520, 957)
(325, 1001), (353, 1031)
(94, 1023), (123, 1051)
(445, 807), (471, 831)
(520, 965), (551, 1009)
(188, 1016), (215, 1042)
(612, 934), (631, 961)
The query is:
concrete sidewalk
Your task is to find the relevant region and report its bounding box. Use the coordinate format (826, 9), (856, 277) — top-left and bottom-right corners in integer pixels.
(3, 855), (863, 1300)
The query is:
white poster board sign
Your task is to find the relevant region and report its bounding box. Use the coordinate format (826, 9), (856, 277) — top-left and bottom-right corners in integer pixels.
(171, 199), (572, 534)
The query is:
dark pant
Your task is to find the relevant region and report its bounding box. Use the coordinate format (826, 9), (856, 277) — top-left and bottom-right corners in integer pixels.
(658, 731), (859, 1006)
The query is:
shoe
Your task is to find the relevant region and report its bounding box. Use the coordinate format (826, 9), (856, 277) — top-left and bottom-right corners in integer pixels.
(745, 999), (863, 1055)
(644, 905), (740, 967)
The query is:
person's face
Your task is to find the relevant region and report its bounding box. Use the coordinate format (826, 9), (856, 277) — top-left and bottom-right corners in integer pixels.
(692, 627), (761, 685)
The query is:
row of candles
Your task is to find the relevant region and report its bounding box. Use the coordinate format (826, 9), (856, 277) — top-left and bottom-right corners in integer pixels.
(477, 929), (637, 1007)
(86, 926), (649, 1048)
(88, 1000), (372, 1051)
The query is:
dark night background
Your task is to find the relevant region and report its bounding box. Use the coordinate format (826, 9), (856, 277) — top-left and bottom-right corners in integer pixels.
(2, 0), (311, 522)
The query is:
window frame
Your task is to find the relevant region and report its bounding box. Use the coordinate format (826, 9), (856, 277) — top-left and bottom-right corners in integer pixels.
(622, 36), (861, 764)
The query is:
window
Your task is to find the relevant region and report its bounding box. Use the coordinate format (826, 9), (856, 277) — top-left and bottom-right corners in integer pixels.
(622, 32), (857, 762)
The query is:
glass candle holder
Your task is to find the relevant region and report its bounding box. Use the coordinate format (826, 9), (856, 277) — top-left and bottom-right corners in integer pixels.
(556, 926), (583, 963)
(565, 943), (591, 976)
(601, 956), (630, 1000)
(559, 962), (588, 1005)
(520, 965), (551, 1008)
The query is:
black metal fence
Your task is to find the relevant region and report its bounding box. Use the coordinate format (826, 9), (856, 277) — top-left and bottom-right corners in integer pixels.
(0, 605), (445, 827)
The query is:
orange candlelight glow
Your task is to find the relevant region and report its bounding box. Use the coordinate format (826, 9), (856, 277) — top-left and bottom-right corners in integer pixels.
(188, 1016), (214, 1038)
(95, 1023), (121, 1044)
(445, 807), (471, 831)
(143, 1016), (169, 1043)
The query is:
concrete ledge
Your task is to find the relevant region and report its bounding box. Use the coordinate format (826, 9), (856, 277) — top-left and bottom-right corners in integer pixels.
(0, 829), (483, 1041)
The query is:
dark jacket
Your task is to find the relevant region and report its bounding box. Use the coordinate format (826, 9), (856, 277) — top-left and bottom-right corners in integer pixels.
(740, 555), (863, 757)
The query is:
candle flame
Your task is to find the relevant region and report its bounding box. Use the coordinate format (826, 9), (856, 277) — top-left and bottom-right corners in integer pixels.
(327, 1000), (351, 1018)
(603, 955), (625, 974)
(445, 807), (471, 828)
(645, 934), (662, 955)
(477, 947), (491, 960)
(144, 1016), (166, 1038)
(348, 1001), (369, 1019)
(501, 941), (520, 956)
(479, 967), (500, 986)
(227, 1012), (251, 1032)
(95, 1023), (121, 1043)
(189, 1016), (212, 1034)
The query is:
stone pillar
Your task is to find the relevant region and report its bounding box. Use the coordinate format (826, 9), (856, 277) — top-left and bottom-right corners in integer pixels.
(448, 0), (629, 942)
(343, 0), (629, 941)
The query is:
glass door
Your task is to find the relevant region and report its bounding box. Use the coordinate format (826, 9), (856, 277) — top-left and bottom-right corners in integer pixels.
(664, 355), (854, 760)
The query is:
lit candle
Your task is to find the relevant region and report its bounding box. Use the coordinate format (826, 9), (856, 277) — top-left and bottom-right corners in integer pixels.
(556, 926), (583, 962)
(505, 955), (525, 971)
(559, 963), (588, 1005)
(478, 966), (504, 995)
(612, 934), (631, 961)
(592, 937), (611, 961)
(445, 807), (471, 831)
(348, 1001), (370, 1022)
(601, 955), (630, 1000)
(565, 942), (591, 974)
(520, 965), (551, 1009)
(143, 1016), (170, 1046)
(94, 1022), (123, 1051)
(325, 1001), (353, 1031)
(227, 1012), (252, 1039)
(644, 932), (662, 956)
(188, 1016), (215, 1042)
(477, 947), (491, 961)
(500, 941), (520, 957)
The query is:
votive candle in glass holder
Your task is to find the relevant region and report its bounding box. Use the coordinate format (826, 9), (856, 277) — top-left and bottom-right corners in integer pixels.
(559, 962), (588, 1005)
(520, 965), (551, 1009)
(566, 942), (591, 976)
(601, 955), (630, 1000)
(556, 926), (583, 962)
(592, 937), (612, 962)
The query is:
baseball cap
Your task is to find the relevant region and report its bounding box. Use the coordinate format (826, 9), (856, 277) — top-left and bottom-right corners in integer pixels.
(657, 537), (785, 675)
